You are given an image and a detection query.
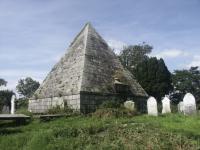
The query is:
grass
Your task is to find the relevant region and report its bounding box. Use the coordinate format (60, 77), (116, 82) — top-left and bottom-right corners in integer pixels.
(0, 114), (200, 150)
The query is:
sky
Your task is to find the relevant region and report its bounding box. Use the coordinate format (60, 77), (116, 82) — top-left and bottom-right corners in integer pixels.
(0, 0), (200, 91)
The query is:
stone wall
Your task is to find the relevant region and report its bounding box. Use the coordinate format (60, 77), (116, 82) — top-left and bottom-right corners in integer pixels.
(63, 94), (80, 110)
(80, 93), (119, 113)
(29, 92), (147, 114)
(28, 97), (63, 113)
(28, 94), (80, 113)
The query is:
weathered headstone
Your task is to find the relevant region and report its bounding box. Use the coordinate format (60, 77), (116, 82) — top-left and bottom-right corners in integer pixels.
(183, 93), (196, 115)
(147, 97), (158, 116)
(124, 101), (135, 111)
(162, 97), (171, 114)
(178, 102), (184, 113)
(11, 95), (15, 114)
(2, 105), (9, 114)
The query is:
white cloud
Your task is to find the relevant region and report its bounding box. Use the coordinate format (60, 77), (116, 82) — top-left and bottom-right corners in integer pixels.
(187, 55), (200, 68)
(155, 49), (189, 59)
(107, 39), (127, 54)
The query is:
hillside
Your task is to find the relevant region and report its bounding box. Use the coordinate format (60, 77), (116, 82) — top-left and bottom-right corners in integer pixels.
(0, 114), (200, 150)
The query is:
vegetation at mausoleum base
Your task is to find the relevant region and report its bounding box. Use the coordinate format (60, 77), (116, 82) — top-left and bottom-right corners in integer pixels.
(0, 113), (200, 150)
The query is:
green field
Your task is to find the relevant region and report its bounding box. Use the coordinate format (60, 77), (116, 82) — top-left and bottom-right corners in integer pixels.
(0, 114), (200, 150)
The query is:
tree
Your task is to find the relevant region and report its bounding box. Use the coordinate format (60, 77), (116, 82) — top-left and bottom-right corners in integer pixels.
(119, 42), (153, 73)
(16, 77), (40, 98)
(135, 57), (173, 101)
(0, 78), (7, 87)
(171, 66), (200, 104)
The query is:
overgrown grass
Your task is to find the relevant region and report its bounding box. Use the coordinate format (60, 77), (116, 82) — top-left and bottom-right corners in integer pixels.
(0, 114), (200, 149)
(15, 107), (33, 117)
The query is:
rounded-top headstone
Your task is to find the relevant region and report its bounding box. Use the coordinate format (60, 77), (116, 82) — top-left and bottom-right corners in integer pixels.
(162, 97), (171, 114)
(183, 93), (196, 115)
(124, 101), (135, 111)
(147, 97), (158, 116)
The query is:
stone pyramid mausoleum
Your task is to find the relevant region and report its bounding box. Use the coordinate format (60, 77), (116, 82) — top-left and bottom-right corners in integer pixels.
(28, 23), (148, 113)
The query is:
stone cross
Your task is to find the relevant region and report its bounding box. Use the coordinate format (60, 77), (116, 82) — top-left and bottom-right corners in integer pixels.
(183, 93), (196, 115)
(162, 97), (171, 114)
(178, 101), (184, 113)
(124, 101), (135, 111)
(147, 97), (158, 116)
(11, 95), (16, 114)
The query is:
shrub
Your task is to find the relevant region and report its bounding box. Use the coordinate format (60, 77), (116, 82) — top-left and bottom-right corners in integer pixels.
(16, 98), (28, 109)
(98, 100), (122, 109)
(93, 107), (138, 118)
(16, 107), (33, 118)
(171, 103), (178, 113)
(47, 105), (79, 116)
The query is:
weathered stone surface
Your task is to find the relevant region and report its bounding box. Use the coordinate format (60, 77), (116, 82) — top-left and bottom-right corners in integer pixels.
(2, 105), (9, 114)
(28, 97), (64, 113)
(161, 97), (171, 114)
(183, 93), (196, 115)
(178, 102), (184, 113)
(29, 23), (148, 113)
(124, 101), (135, 111)
(147, 97), (158, 116)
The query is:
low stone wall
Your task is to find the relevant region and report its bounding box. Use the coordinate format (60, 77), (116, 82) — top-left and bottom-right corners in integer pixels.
(28, 94), (80, 113)
(28, 97), (64, 113)
(80, 92), (147, 113)
(29, 93), (147, 114)
(63, 94), (80, 110)
(80, 93), (127, 113)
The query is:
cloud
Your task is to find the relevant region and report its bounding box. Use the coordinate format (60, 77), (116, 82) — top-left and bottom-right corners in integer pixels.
(107, 39), (127, 54)
(187, 55), (200, 68)
(155, 49), (189, 59)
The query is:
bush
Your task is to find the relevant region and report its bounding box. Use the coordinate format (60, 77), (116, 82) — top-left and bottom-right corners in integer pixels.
(16, 107), (33, 118)
(47, 105), (79, 116)
(93, 107), (138, 118)
(16, 98), (28, 109)
(171, 103), (178, 113)
(98, 100), (122, 109)
(93, 99), (139, 118)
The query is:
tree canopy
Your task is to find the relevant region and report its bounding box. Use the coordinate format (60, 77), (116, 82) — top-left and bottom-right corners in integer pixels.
(119, 42), (152, 73)
(16, 77), (40, 98)
(171, 66), (200, 104)
(119, 43), (172, 101)
(0, 78), (7, 87)
(135, 57), (173, 101)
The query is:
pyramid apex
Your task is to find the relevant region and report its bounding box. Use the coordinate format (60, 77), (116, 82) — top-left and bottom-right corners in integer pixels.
(85, 22), (92, 26)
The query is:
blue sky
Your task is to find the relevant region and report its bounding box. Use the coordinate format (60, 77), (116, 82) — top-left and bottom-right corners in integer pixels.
(0, 0), (200, 90)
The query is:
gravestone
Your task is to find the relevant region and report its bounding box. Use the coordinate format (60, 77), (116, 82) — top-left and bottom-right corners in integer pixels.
(162, 97), (171, 114)
(11, 95), (15, 114)
(183, 93), (196, 115)
(178, 102), (184, 113)
(124, 101), (135, 111)
(2, 105), (9, 114)
(147, 97), (158, 116)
